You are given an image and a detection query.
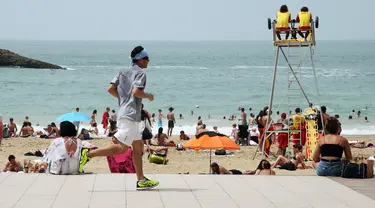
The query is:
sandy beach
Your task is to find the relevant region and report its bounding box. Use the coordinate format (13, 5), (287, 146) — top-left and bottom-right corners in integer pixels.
(1, 136), (374, 175)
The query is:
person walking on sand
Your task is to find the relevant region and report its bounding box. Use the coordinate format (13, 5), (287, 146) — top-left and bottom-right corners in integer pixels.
(8, 118), (18, 137)
(167, 107), (175, 137)
(79, 46), (159, 190)
(102, 107), (110, 129)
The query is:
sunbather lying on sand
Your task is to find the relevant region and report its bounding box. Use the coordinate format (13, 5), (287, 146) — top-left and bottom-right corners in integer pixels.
(243, 159), (276, 175)
(210, 162), (242, 174)
(2, 155), (21, 172)
(24, 159), (47, 173)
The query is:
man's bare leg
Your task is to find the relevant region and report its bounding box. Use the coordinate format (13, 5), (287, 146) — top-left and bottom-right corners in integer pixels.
(87, 137), (128, 158)
(132, 140), (144, 181)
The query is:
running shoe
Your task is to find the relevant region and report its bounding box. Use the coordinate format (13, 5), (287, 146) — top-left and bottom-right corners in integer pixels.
(79, 148), (90, 173)
(136, 177), (159, 190)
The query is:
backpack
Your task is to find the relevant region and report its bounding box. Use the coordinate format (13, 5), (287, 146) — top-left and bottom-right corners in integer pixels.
(2, 125), (10, 138)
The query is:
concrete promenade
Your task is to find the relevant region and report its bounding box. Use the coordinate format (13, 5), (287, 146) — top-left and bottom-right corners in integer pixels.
(0, 173), (374, 208)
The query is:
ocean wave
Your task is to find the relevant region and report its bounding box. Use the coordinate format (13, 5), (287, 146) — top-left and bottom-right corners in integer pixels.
(29, 122), (375, 138)
(228, 65), (324, 70)
(151, 65), (209, 70)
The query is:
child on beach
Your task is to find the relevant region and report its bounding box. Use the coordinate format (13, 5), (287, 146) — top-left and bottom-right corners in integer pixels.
(231, 124), (238, 143)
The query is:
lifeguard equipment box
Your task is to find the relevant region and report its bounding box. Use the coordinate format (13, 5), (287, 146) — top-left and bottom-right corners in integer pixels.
(253, 15), (325, 160)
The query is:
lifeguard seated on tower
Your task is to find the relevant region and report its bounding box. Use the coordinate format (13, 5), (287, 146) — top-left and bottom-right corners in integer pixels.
(296, 6), (312, 40)
(290, 107), (306, 146)
(276, 5), (291, 40)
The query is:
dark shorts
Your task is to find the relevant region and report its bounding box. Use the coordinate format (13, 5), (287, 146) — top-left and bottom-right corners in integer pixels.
(229, 169), (242, 175)
(280, 161), (296, 171)
(168, 120), (174, 128)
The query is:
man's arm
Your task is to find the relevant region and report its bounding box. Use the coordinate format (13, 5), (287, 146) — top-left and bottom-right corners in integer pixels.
(3, 162), (9, 172)
(133, 72), (153, 100)
(133, 88), (152, 100)
(108, 84), (119, 98)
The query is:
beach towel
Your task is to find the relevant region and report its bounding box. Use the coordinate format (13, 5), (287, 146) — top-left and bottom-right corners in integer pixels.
(106, 148), (135, 173)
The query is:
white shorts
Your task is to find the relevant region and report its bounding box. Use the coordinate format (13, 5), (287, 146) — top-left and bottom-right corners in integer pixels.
(114, 118), (142, 146)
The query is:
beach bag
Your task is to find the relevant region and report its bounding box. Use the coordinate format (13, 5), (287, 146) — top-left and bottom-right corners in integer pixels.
(141, 120), (153, 140)
(342, 156), (367, 178)
(2, 126), (9, 138)
(176, 143), (185, 151)
(215, 149), (226, 155)
(149, 153), (166, 165)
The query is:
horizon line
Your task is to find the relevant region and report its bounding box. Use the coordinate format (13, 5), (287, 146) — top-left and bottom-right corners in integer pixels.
(1, 39), (375, 42)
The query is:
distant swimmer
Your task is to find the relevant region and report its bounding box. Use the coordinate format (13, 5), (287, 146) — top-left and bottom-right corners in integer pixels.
(364, 117), (369, 123)
(196, 105), (199, 108)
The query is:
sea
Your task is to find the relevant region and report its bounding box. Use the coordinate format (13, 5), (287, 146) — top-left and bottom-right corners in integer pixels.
(1, 40), (375, 136)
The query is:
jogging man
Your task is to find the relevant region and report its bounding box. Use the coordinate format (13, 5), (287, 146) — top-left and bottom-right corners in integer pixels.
(80, 46), (159, 190)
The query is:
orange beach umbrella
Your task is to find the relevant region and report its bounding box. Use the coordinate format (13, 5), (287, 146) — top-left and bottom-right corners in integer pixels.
(184, 131), (240, 150)
(183, 131), (240, 173)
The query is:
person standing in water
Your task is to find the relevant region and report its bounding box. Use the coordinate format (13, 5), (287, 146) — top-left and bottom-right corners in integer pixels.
(79, 46), (159, 190)
(240, 108), (247, 125)
(167, 107), (175, 137)
(157, 109), (164, 127)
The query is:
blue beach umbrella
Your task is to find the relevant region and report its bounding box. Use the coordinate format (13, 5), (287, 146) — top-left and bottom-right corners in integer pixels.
(56, 112), (91, 122)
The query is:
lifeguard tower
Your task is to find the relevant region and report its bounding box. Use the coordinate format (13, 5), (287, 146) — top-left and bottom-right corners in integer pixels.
(253, 14), (325, 159)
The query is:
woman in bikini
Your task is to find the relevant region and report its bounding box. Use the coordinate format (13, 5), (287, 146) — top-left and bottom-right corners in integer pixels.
(255, 160), (276, 175)
(312, 117), (352, 176)
(90, 110), (97, 125)
(271, 144), (306, 171)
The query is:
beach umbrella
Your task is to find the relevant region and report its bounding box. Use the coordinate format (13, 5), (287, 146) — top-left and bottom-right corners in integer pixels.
(183, 131), (240, 173)
(56, 112), (91, 122)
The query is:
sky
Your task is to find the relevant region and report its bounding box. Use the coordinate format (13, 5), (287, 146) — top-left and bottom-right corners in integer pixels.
(0, 0), (373, 41)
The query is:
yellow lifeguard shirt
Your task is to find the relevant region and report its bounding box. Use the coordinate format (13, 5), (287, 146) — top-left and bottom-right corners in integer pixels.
(276, 11), (290, 28)
(291, 113), (305, 134)
(298, 12), (311, 27)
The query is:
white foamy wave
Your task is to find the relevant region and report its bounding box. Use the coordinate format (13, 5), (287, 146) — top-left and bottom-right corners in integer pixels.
(151, 65), (209, 70)
(228, 65), (299, 70)
(13, 122), (375, 138)
(340, 125), (375, 136)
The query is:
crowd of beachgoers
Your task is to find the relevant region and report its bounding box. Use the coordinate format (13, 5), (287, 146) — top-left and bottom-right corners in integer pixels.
(1, 104), (374, 178)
